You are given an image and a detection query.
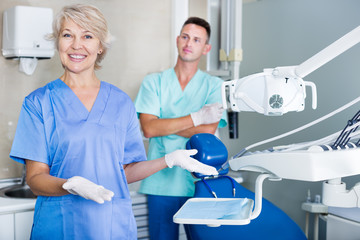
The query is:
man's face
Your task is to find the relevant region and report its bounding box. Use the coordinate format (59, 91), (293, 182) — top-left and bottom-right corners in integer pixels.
(177, 23), (211, 63)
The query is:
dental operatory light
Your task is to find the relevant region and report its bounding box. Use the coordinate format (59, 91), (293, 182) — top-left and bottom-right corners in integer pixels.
(222, 25), (360, 116)
(222, 69), (317, 116)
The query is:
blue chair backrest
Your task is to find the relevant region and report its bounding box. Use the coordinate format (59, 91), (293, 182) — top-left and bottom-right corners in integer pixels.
(186, 133), (229, 178)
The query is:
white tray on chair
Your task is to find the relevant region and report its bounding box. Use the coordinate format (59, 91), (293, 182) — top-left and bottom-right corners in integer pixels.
(173, 197), (254, 227)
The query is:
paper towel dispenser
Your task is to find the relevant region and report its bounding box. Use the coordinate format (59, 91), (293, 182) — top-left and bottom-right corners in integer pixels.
(2, 6), (55, 59)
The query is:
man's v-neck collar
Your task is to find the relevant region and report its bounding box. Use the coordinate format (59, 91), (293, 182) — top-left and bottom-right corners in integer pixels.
(171, 68), (201, 93)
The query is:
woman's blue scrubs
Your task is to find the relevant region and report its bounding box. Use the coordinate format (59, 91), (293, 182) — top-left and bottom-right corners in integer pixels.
(10, 79), (146, 240)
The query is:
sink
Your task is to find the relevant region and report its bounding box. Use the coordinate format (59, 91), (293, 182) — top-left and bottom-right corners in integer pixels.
(0, 184), (37, 199)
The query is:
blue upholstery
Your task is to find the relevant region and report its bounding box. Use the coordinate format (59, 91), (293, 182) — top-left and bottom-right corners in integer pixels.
(184, 133), (306, 240)
(186, 133), (229, 178)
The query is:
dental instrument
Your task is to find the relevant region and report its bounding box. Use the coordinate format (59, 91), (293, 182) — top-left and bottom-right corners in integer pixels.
(201, 176), (237, 198)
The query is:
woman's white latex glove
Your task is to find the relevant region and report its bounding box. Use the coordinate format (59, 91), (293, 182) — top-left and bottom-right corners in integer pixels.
(63, 176), (114, 204)
(190, 102), (224, 127)
(165, 149), (218, 176)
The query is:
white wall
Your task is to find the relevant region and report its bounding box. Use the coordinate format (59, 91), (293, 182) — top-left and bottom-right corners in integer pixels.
(218, 0), (360, 238)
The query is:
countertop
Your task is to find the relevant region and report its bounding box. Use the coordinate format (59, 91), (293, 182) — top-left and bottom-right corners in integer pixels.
(0, 179), (36, 214)
(0, 197), (35, 214)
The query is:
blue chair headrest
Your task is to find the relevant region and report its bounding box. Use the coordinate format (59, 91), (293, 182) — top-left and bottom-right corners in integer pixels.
(186, 133), (228, 178)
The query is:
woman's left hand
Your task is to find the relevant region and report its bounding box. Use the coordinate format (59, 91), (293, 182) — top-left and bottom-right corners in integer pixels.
(165, 149), (219, 176)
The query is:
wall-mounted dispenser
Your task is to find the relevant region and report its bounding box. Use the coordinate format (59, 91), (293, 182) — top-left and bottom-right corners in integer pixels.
(2, 6), (54, 75)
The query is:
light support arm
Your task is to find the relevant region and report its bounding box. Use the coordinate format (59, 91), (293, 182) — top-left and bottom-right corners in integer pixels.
(273, 25), (360, 79)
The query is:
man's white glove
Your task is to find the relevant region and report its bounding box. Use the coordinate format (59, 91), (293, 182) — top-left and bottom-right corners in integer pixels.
(190, 102), (224, 127)
(63, 176), (114, 204)
(165, 149), (218, 176)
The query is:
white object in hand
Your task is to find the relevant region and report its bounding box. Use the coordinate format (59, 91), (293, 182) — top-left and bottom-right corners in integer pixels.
(190, 103), (224, 127)
(63, 176), (114, 204)
(165, 149), (218, 176)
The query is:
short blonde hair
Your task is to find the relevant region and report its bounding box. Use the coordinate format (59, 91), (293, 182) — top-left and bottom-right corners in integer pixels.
(51, 4), (112, 70)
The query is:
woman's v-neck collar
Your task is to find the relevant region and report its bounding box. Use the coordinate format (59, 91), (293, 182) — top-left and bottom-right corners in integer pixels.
(53, 78), (109, 122)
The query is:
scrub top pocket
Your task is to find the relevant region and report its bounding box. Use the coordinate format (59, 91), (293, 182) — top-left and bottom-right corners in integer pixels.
(111, 197), (137, 240)
(31, 197), (74, 240)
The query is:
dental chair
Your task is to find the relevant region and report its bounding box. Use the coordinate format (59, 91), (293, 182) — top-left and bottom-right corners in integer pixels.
(184, 133), (306, 240)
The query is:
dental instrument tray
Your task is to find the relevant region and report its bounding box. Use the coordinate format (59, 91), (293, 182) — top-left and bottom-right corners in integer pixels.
(230, 147), (360, 182)
(173, 197), (254, 226)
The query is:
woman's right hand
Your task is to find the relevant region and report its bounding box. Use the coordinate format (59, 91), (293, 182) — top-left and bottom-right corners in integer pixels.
(63, 176), (114, 204)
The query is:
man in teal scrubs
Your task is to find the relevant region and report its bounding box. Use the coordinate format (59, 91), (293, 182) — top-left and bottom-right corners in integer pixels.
(135, 17), (227, 240)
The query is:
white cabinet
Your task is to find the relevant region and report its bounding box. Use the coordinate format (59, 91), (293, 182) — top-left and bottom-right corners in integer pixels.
(15, 211), (34, 240)
(0, 213), (14, 239)
(0, 210), (34, 240)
